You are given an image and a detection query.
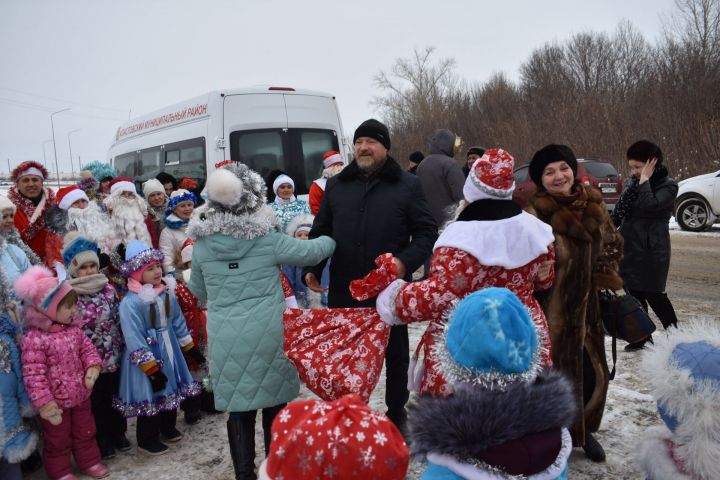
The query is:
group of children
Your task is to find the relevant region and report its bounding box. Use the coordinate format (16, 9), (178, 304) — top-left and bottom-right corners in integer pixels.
(0, 163), (215, 480)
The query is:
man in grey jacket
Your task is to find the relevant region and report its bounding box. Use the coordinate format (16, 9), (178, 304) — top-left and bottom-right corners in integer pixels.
(416, 129), (466, 226)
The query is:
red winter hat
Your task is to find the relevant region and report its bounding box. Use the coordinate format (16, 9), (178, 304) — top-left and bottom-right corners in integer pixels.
(322, 150), (344, 169)
(11, 160), (48, 182)
(260, 394), (409, 480)
(110, 176), (137, 196)
(462, 147), (515, 202)
(56, 185), (89, 210)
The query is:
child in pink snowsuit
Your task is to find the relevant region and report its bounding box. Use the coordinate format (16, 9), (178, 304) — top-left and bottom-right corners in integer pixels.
(15, 266), (108, 480)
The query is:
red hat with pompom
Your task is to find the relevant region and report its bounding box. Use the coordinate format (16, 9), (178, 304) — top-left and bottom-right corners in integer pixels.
(322, 150), (344, 169)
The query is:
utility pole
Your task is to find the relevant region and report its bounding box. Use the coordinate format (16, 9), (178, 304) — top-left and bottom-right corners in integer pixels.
(68, 129), (81, 179)
(6, 158), (10, 179)
(50, 108), (71, 187)
(42, 139), (53, 169)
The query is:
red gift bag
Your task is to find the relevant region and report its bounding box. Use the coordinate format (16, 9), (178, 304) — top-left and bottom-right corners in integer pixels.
(283, 307), (390, 402)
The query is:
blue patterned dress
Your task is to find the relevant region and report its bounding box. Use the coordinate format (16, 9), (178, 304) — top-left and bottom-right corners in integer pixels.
(271, 199), (311, 232)
(113, 287), (200, 417)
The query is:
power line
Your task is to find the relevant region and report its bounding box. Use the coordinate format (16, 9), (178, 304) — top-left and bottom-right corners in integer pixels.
(0, 86), (128, 112)
(0, 97), (125, 122)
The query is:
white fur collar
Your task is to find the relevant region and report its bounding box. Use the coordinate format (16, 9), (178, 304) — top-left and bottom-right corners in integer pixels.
(137, 276), (175, 304)
(434, 212), (555, 269)
(187, 204), (276, 241)
(638, 425), (693, 480)
(426, 428), (572, 479)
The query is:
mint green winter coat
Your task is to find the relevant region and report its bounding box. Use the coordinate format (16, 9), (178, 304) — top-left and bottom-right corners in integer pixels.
(187, 204), (334, 412)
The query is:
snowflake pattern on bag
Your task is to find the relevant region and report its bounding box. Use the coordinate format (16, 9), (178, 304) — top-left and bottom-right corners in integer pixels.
(283, 307), (391, 402)
(396, 246), (555, 396)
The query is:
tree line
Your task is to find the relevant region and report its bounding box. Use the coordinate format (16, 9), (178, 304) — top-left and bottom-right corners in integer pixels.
(373, 0), (720, 179)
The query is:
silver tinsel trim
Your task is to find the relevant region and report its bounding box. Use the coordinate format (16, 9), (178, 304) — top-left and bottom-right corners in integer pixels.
(431, 299), (547, 392)
(470, 174), (514, 199)
(112, 381), (202, 418)
(119, 248), (164, 278)
(129, 348), (155, 366)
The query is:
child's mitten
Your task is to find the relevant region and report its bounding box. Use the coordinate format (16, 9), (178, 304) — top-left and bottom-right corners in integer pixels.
(39, 401), (63, 426)
(148, 371), (168, 393)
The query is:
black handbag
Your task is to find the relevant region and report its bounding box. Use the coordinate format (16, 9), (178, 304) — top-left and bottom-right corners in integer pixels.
(599, 290), (656, 379)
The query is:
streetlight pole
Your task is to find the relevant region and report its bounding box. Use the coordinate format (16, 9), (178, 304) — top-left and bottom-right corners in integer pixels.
(67, 129), (81, 179)
(50, 108), (71, 188)
(42, 139), (53, 169)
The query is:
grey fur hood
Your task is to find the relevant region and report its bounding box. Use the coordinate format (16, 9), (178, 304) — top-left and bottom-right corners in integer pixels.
(408, 371), (577, 458)
(187, 203), (277, 242)
(429, 129), (456, 156)
(44, 205), (68, 235)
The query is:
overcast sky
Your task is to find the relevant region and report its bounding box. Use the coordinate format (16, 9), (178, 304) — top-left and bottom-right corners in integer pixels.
(0, 0), (676, 175)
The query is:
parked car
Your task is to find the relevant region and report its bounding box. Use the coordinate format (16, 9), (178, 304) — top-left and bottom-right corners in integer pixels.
(674, 169), (720, 231)
(512, 159), (623, 211)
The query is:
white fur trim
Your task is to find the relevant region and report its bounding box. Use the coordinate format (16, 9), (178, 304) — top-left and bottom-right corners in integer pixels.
(284, 295), (298, 309)
(638, 425), (692, 480)
(435, 212), (554, 269)
(641, 321), (720, 480)
(16, 167), (44, 179)
(426, 427), (572, 480)
(407, 353), (426, 392)
(313, 177), (328, 191)
(207, 168), (244, 207)
(110, 180), (136, 195)
(182, 269), (191, 284)
(4, 430), (39, 463)
(258, 460), (271, 480)
(376, 279), (406, 326)
(163, 275), (177, 292)
(272, 174), (294, 194)
(138, 284), (159, 304)
(177, 334), (193, 347)
(181, 244), (194, 263)
(58, 188), (89, 210)
(323, 153), (343, 168)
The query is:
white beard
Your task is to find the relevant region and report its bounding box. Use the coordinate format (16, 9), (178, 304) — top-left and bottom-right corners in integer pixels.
(105, 194), (152, 247)
(67, 202), (117, 253)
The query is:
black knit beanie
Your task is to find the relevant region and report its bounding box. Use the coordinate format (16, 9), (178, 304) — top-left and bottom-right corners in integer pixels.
(466, 146), (486, 158)
(409, 151), (424, 164)
(529, 144), (578, 187)
(353, 119), (391, 150)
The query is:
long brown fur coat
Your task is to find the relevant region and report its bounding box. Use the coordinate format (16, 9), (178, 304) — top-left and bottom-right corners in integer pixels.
(527, 184), (623, 446)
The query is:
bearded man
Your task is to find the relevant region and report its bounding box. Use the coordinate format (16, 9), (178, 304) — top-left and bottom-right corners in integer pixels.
(7, 161), (57, 266)
(103, 177), (153, 247)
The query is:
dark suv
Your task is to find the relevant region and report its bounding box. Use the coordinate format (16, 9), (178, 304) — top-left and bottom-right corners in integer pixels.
(512, 159), (623, 211)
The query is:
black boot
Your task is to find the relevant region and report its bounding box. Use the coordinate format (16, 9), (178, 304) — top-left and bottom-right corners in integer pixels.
(137, 415), (169, 456)
(261, 403), (285, 456)
(583, 431), (606, 462)
(227, 412), (257, 480)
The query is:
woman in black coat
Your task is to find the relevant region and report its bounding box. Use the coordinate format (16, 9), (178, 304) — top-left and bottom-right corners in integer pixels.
(612, 140), (679, 350)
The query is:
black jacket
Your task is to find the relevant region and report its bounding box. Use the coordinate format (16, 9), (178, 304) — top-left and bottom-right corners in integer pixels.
(619, 173), (678, 292)
(303, 157), (438, 307)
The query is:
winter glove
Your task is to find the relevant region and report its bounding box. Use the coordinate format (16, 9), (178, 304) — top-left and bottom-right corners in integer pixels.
(186, 347), (206, 367)
(148, 371), (168, 393)
(39, 401), (63, 426)
(85, 366), (101, 389)
(376, 279), (407, 326)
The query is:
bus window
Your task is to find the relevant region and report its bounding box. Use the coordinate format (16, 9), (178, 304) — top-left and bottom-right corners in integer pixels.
(163, 138), (206, 192)
(139, 148), (161, 182)
(299, 130), (336, 186)
(114, 152), (137, 178)
(231, 130), (286, 181)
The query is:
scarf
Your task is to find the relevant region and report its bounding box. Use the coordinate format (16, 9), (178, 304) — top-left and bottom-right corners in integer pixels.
(548, 182), (588, 220)
(7, 187), (55, 242)
(1, 228), (41, 265)
(127, 277), (165, 300)
(273, 195), (296, 205)
(147, 201), (167, 222)
(68, 273), (108, 296)
(612, 164), (669, 227)
(164, 213), (188, 229)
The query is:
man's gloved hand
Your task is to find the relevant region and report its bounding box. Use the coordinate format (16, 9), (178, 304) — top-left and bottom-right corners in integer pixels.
(186, 347), (206, 367)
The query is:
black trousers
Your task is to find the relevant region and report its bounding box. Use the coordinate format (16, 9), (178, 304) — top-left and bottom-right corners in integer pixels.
(91, 371), (126, 444)
(228, 403), (285, 456)
(627, 289), (678, 329)
(385, 324), (410, 418)
(136, 410), (177, 447)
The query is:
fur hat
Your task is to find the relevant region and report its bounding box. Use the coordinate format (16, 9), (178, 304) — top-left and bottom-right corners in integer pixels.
(0, 194), (16, 213)
(56, 185), (89, 210)
(322, 150), (344, 169)
(639, 321), (720, 479)
(11, 160), (47, 182)
(14, 265), (74, 321)
(436, 287), (543, 390)
(285, 214), (314, 237)
(272, 174), (294, 195)
(354, 119), (391, 150)
(62, 231), (99, 278)
(166, 189), (196, 214)
(462, 147), (515, 202)
(259, 394), (409, 480)
(110, 176), (137, 196)
(142, 178), (165, 198)
(120, 239), (163, 278)
(529, 144), (578, 188)
(205, 162), (267, 215)
(83, 161), (117, 184)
